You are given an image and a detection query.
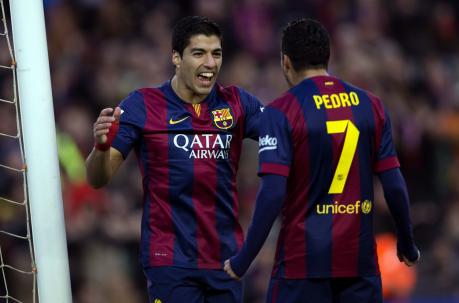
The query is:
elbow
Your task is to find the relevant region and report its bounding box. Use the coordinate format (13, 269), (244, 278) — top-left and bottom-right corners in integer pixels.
(88, 181), (106, 189)
(86, 176), (108, 189)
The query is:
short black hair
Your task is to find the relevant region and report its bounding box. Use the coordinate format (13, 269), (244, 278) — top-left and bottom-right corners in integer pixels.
(281, 18), (330, 71)
(172, 16), (222, 56)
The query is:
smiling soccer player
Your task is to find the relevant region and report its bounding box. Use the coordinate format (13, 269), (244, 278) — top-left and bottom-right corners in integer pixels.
(86, 16), (263, 303)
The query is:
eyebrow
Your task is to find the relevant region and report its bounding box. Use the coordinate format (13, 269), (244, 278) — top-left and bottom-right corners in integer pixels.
(190, 47), (222, 53)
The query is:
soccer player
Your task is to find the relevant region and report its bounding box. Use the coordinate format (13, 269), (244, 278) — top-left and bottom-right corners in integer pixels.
(86, 16), (262, 303)
(224, 18), (420, 302)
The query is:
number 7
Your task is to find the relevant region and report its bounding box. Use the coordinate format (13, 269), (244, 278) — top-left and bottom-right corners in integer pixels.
(326, 120), (360, 194)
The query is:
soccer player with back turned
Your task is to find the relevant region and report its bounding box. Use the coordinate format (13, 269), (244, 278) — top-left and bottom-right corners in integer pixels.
(224, 18), (420, 303)
(86, 16), (262, 303)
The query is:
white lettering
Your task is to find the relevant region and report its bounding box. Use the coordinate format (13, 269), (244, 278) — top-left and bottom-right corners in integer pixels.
(190, 135), (203, 149)
(225, 134), (233, 148)
(213, 134), (224, 149)
(174, 134), (189, 151)
(174, 133), (232, 159)
(202, 134), (212, 148)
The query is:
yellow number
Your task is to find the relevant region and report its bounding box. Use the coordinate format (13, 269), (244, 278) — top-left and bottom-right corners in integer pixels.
(326, 120), (360, 194)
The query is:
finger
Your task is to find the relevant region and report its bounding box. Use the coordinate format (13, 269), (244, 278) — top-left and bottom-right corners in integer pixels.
(223, 260), (239, 280)
(96, 116), (116, 124)
(94, 123), (113, 131)
(95, 129), (110, 136)
(100, 108), (114, 116)
(113, 107), (122, 121)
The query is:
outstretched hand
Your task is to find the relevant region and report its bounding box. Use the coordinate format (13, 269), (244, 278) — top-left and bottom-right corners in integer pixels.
(224, 259), (240, 280)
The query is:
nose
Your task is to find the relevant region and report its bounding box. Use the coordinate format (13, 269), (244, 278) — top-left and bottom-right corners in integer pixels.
(203, 53), (217, 68)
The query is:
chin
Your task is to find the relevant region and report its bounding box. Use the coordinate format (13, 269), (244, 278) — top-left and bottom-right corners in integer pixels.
(195, 85), (213, 96)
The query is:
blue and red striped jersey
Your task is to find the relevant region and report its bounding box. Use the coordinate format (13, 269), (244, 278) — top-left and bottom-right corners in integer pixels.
(111, 80), (262, 269)
(259, 75), (400, 279)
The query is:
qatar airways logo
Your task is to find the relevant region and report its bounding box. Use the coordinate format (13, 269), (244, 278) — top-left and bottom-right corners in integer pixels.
(259, 135), (277, 153)
(173, 134), (232, 159)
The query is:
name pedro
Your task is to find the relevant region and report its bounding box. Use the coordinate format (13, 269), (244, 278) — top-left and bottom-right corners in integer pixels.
(313, 92), (359, 110)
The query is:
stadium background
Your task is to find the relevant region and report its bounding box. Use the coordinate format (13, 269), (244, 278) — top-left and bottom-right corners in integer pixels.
(1, 0), (459, 302)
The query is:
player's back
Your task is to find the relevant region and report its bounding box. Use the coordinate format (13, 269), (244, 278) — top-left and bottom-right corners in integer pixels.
(263, 75), (399, 279)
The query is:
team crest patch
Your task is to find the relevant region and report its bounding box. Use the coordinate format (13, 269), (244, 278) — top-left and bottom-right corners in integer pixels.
(212, 108), (234, 129)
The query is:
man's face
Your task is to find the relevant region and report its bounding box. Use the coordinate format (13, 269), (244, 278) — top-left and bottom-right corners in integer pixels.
(174, 34), (222, 97)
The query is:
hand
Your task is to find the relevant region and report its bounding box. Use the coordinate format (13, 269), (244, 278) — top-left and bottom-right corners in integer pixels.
(93, 107), (121, 144)
(93, 107), (121, 151)
(397, 243), (420, 267)
(224, 259), (240, 280)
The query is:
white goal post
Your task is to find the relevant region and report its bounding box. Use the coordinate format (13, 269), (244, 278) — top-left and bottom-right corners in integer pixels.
(9, 1), (72, 302)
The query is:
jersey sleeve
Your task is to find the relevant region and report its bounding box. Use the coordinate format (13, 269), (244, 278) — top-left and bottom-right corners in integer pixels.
(258, 106), (292, 177)
(111, 90), (146, 159)
(238, 88), (263, 140)
(373, 108), (400, 173)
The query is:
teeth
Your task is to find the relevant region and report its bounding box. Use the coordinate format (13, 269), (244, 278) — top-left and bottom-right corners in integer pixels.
(199, 72), (214, 78)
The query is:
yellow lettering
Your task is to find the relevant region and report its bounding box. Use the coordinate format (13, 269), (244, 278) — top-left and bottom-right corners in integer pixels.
(313, 95), (323, 110)
(346, 204), (355, 214)
(322, 95), (331, 109)
(355, 201), (360, 214)
(331, 94), (341, 108)
(349, 92), (359, 105)
(317, 204), (326, 214)
(340, 93), (351, 107)
(338, 204), (346, 214)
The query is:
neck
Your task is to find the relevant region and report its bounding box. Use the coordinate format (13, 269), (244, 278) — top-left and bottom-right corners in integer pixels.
(291, 68), (329, 86)
(171, 75), (206, 104)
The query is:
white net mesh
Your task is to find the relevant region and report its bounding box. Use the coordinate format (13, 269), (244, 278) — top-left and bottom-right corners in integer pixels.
(0, 0), (37, 302)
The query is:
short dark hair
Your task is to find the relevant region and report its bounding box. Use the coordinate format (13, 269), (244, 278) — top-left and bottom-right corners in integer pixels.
(281, 18), (330, 71)
(172, 16), (222, 56)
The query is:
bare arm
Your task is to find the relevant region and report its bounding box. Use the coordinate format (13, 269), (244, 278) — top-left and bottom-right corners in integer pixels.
(85, 107), (124, 188)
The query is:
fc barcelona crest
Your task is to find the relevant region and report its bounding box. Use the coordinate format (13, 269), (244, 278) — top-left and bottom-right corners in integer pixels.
(212, 108), (234, 130)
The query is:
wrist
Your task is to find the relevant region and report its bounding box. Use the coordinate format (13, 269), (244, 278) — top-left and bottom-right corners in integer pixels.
(94, 141), (111, 151)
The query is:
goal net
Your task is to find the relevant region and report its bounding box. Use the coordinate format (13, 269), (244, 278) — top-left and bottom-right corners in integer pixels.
(0, 0), (37, 302)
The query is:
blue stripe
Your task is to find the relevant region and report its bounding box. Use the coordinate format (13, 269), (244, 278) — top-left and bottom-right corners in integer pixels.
(341, 81), (378, 275)
(215, 160), (238, 263)
(139, 138), (153, 267)
(290, 80), (333, 277)
(162, 85), (198, 267)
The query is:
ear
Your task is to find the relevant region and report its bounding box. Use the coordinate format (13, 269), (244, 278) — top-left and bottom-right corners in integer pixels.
(172, 51), (181, 68)
(281, 54), (292, 72)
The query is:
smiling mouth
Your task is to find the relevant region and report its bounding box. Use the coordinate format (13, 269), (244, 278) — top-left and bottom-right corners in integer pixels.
(197, 72), (215, 86)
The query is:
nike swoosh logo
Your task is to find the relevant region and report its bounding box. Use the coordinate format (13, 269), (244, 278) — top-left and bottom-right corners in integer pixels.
(169, 116), (190, 125)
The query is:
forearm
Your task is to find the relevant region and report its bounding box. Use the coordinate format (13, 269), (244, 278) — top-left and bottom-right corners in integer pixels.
(230, 174), (286, 277)
(378, 168), (420, 263)
(85, 148), (113, 188)
(379, 168), (413, 240)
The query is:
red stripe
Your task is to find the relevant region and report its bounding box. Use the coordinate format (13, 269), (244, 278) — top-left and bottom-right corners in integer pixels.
(271, 93), (308, 278)
(312, 77), (360, 277)
(374, 156), (400, 172)
(190, 101), (221, 268)
(141, 88), (175, 266)
(368, 93), (384, 168)
(270, 279), (280, 303)
(260, 163), (290, 176)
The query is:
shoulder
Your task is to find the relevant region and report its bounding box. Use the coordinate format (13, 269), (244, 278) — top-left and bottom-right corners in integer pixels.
(340, 80), (384, 107)
(119, 90), (145, 108)
(214, 83), (243, 102)
(267, 91), (296, 112)
(215, 84), (260, 104)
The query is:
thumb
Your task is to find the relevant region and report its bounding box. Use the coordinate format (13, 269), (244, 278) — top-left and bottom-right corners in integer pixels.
(113, 107), (122, 122)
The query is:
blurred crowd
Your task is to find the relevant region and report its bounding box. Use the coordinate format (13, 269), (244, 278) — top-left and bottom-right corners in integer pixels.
(1, 0), (459, 302)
